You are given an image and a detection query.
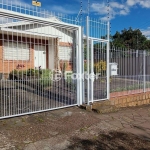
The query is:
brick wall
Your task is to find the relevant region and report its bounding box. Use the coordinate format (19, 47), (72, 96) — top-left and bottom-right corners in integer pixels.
(59, 42), (72, 47)
(59, 61), (73, 71)
(86, 92), (150, 114)
(59, 42), (73, 71)
(0, 39), (34, 74)
(110, 92), (150, 108)
(0, 33), (74, 75)
(0, 34), (53, 75)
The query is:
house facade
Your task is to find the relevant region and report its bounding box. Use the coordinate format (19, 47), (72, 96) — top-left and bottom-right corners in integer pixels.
(0, 17), (74, 76)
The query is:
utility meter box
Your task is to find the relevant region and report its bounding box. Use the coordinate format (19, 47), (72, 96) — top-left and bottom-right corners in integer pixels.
(109, 63), (118, 76)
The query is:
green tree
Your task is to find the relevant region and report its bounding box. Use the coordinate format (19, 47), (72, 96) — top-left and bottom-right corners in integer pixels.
(112, 27), (150, 50)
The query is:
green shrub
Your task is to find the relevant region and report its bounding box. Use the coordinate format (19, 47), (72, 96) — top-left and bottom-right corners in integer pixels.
(110, 82), (150, 93)
(18, 70), (26, 75)
(40, 69), (53, 87)
(94, 60), (106, 75)
(27, 69), (36, 76)
(10, 69), (18, 75)
(65, 72), (76, 90)
(9, 69), (53, 87)
(84, 62), (91, 72)
(84, 60), (107, 75)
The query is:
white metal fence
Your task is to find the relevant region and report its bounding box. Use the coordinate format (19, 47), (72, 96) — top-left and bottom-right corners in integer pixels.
(0, 0), (109, 119)
(1, 0), (149, 119)
(110, 47), (150, 97)
(0, 0), (83, 119)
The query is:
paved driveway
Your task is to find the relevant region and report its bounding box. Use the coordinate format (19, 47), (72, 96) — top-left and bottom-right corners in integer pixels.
(0, 105), (150, 149)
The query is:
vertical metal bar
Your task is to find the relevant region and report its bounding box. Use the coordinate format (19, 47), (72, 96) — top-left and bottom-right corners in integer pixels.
(76, 29), (79, 105)
(78, 26), (82, 106)
(86, 16), (90, 105)
(73, 31), (76, 74)
(11, 14), (14, 116)
(76, 27), (82, 106)
(6, 17), (9, 116)
(90, 39), (94, 103)
(81, 27), (85, 104)
(107, 21), (110, 99)
(143, 50), (146, 92)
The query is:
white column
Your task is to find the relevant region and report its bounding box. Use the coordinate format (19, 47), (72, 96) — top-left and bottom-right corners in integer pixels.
(107, 21), (110, 99)
(81, 27), (85, 104)
(143, 50), (146, 92)
(90, 39), (94, 103)
(76, 26), (83, 106)
(78, 26), (83, 105)
(86, 16), (90, 105)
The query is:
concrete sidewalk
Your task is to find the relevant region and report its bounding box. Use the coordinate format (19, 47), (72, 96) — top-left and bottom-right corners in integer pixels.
(0, 105), (150, 150)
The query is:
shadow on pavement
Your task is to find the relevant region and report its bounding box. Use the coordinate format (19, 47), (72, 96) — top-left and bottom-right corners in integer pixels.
(67, 131), (150, 150)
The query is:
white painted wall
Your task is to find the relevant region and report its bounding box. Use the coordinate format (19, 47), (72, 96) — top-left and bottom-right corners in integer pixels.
(27, 26), (73, 43)
(12, 21), (73, 43)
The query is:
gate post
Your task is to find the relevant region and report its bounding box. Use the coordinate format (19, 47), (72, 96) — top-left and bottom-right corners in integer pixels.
(76, 26), (83, 106)
(90, 39), (94, 103)
(107, 21), (110, 99)
(143, 50), (146, 93)
(82, 27), (85, 104)
(86, 16), (90, 105)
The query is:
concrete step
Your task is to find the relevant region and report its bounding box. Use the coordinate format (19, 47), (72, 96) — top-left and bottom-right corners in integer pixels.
(81, 100), (119, 114)
(92, 104), (119, 114)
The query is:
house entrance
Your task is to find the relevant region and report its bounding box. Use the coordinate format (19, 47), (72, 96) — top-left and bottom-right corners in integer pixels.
(34, 45), (46, 69)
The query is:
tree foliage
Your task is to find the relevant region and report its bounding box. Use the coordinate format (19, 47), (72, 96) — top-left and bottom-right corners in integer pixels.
(112, 27), (150, 50)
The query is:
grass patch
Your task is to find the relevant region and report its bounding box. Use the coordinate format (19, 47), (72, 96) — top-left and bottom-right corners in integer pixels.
(36, 117), (44, 123)
(110, 82), (150, 93)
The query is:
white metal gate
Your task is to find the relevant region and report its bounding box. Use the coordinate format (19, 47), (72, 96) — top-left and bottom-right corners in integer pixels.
(0, 0), (109, 119)
(0, 0), (83, 119)
(92, 40), (109, 102)
(83, 17), (110, 104)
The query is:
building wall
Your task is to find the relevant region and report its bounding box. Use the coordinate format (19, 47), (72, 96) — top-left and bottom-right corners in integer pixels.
(59, 42), (73, 71)
(11, 20), (73, 43)
(28, 25), (74, 71)
(27, 26), (73, 43)
(59, 61), (73, 71)
(0, 39), (34, 74)
(0, 34), (49, 74)
(0, 33), (73, 75)
(110, 91), (150, 108)
(48, 38), (56, 70)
